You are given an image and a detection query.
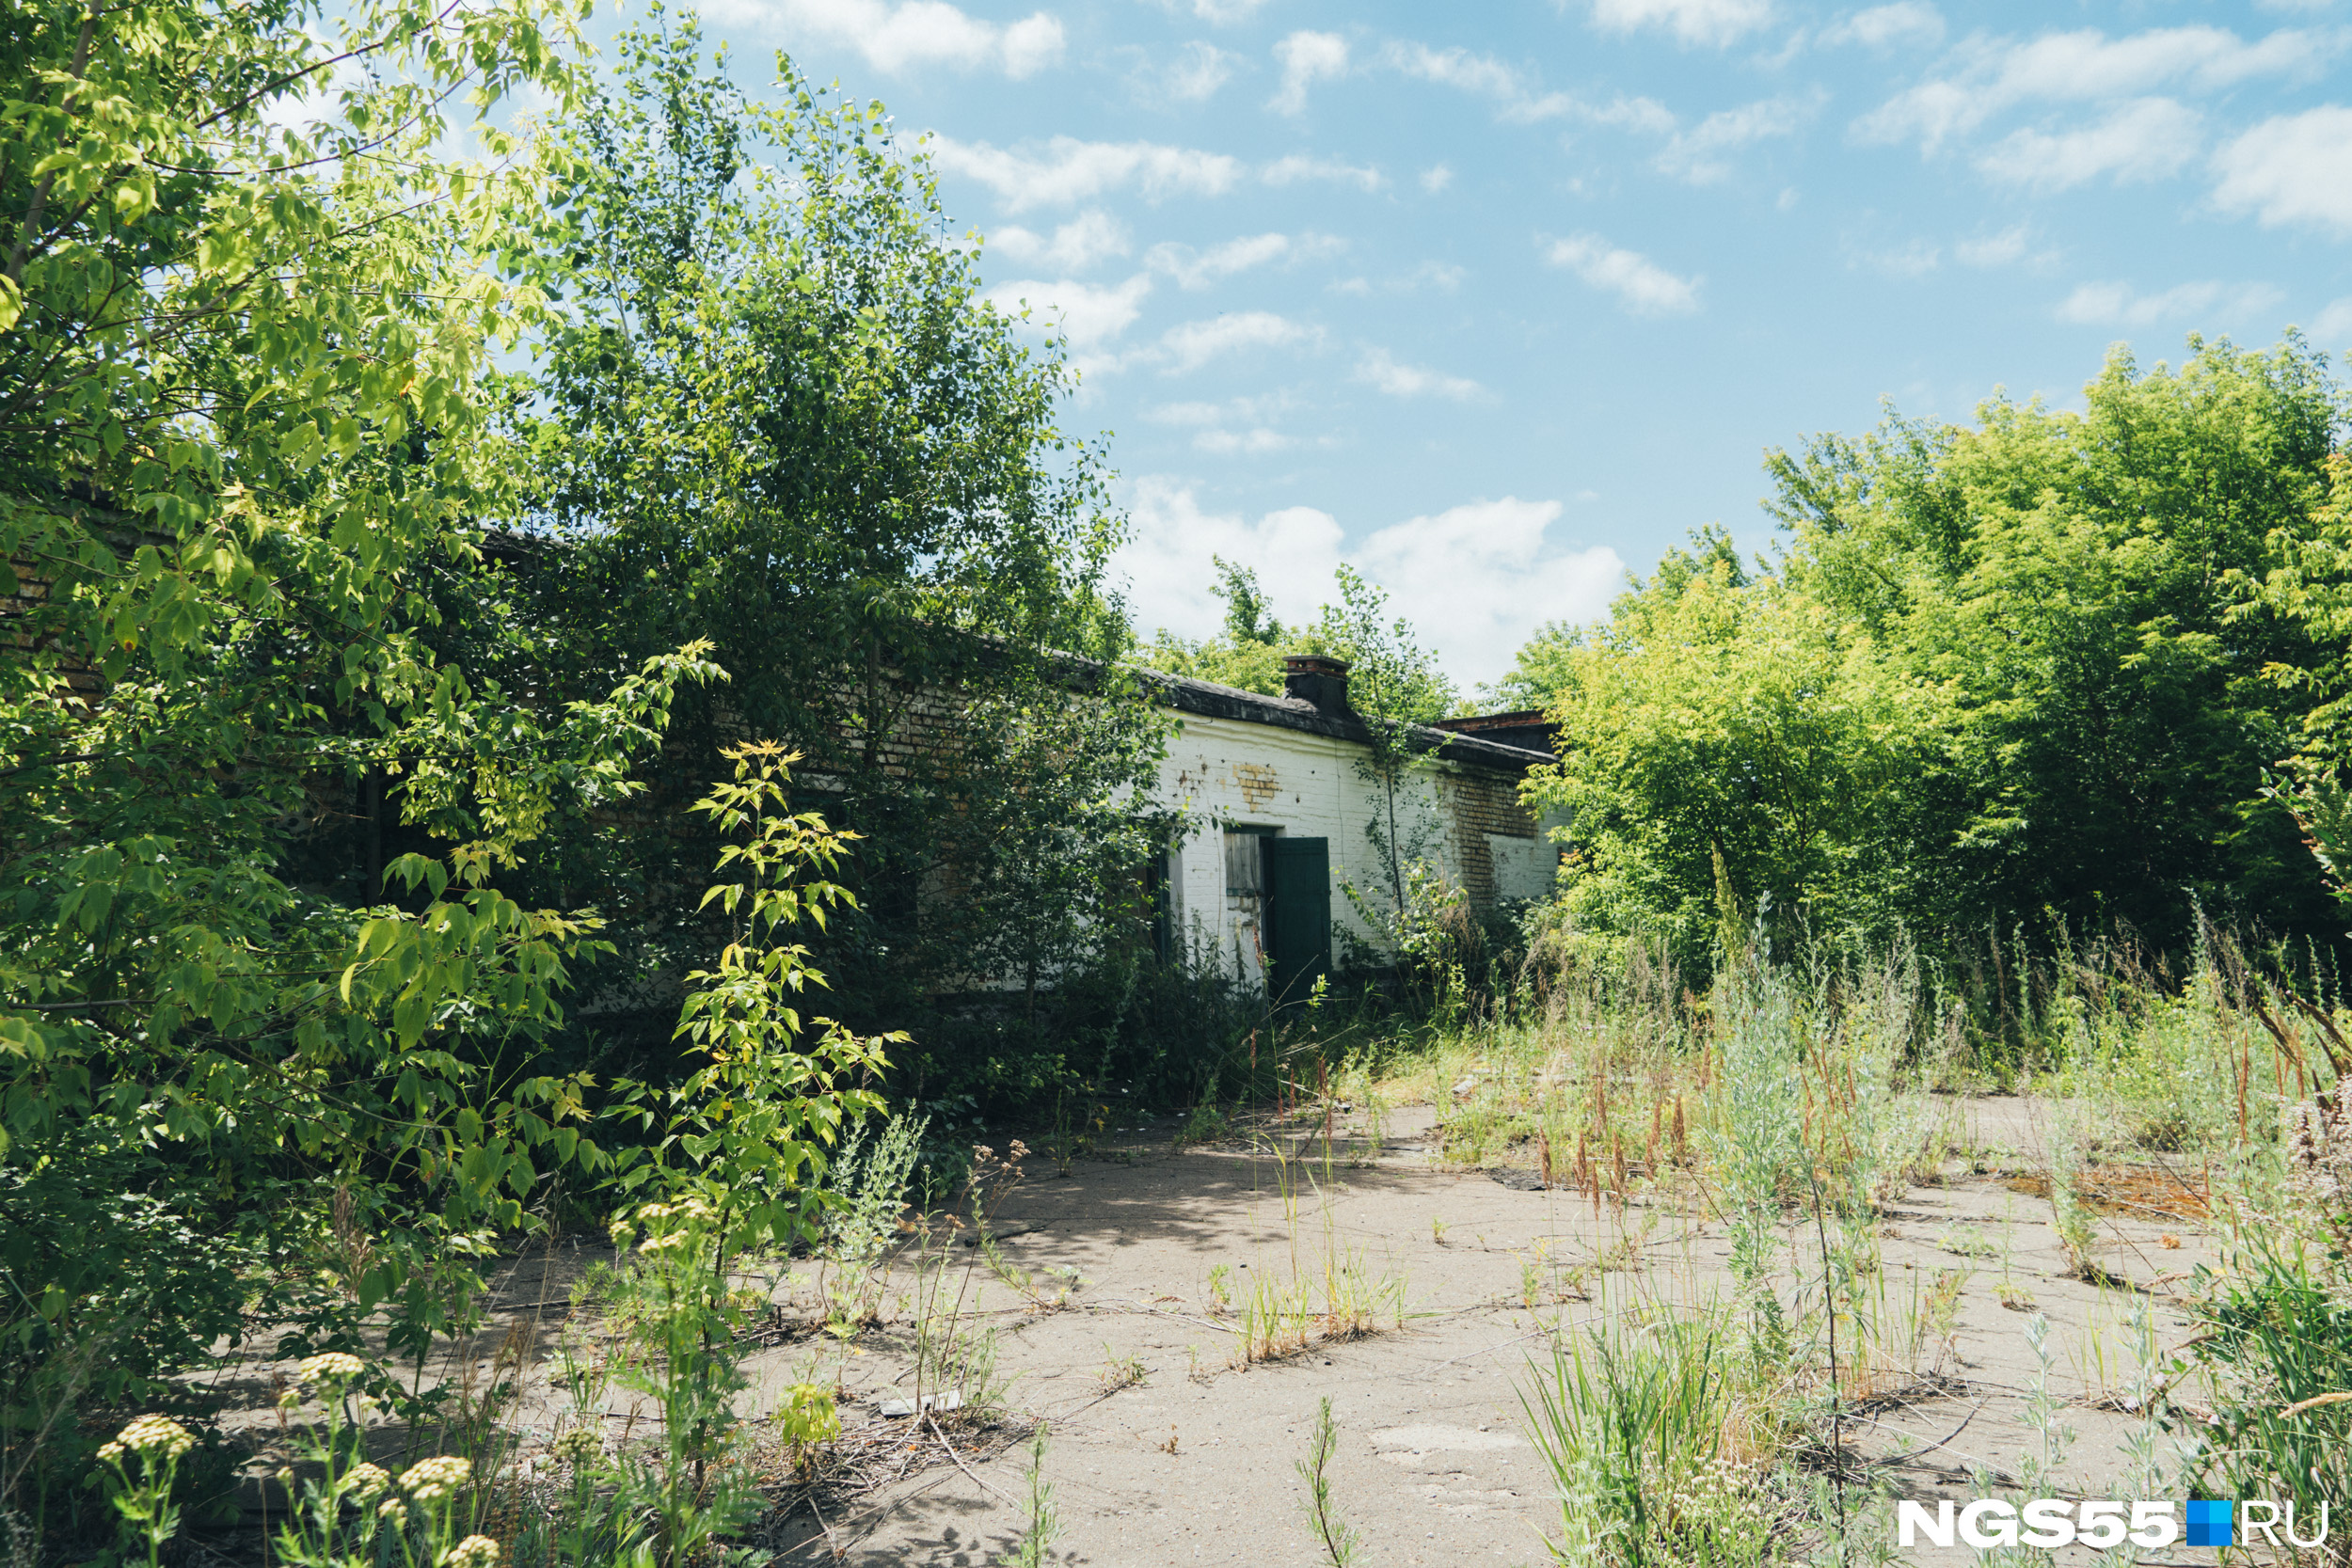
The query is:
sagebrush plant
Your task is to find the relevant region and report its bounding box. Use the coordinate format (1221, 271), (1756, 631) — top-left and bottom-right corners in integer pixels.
(996, 1423), (1059, 1568)
(1705, 961), (1806, 1359)
(818, 1111), (928, 1333)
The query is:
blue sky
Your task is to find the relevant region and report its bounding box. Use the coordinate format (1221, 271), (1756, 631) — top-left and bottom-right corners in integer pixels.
(614, 0), (2352, 694)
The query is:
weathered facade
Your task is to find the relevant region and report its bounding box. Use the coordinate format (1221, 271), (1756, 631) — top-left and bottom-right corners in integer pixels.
(1144, 655), (1562, 1000)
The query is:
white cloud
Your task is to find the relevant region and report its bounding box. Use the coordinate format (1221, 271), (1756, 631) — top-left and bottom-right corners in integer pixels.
(1857, 26), (2336, 152)
(1541, 234), (1702, 317)
(1654, 95), (1817, 183)
(1975, 98), (2203, 191)
(1158, 311), (1320, 372)
(1580, 95), (1679, 135)
(1151, 393), (1294, 427)
(1164, 41), (1235, 103)
(988, 211), (1130, 272)
(1117, 483), (1624, 689)
(1382, 42), (1574, 123)
(1147, 231), (1343, 289)
(1119, 482), (1347, 642)
(1329, 261), (1466, 297)
(755, 0), (1066, 76)
(1358, 499), (1625, 687)
(1955, 224), (2032, 266)
(982, 274), (1153, 350)
(1196, 428), (1298, 454)
(1588, 0), (1773, 47)
(1262, 153), (1386, 191)
(1148, 394), (1304, 452)
(1421, 164), (1454, 193)
(1270, 30), (1349, 115)
(929, 134), (1243, 210)
(1820, 3), (1945, 49)
(2055, 278), (2285, 327)
(1850, 238), (1941, 277)
(1379, 43), (1677, 132)
(1150, 0), (1270, 23)
(2212, 106), (2352, 236)
(1355, 347), (1483, 401)
(2312, 297), (2352, 346)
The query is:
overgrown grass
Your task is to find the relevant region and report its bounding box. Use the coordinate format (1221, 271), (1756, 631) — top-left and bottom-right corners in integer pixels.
(1292, 918), (2349, 1566)
(60, 910), (2352, 1568)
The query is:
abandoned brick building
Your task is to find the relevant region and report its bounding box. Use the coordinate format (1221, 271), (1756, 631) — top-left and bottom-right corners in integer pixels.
(1142, 654), (1563, 1004)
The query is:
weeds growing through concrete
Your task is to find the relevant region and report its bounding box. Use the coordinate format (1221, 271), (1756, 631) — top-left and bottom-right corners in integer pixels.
(1295, 1397), (1360, 1568)
(995, 1423), (1058, 1568)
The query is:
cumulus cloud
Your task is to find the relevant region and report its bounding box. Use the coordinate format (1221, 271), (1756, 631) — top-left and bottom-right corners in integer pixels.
(1150, 0), (1270, 23)
(749, 0), (1065, 76)
(1150, 392), (1302, 455)
(1357, 499), (1625, 686)
(1262, 153), (1386, 191)
(1124, 40), (1236, 105)
(1270, 30), (1348, 115)
(2212, 106), (2352, 236)
(2055, 278), (2284, 327)
(981, 275), (1153, 350)
(1117, 483), (1624, 689)
(1421, 164), (1454, 193)
(1541, 235), (1702, 317)
(1329, 261), (1466, 297)
(1820, 3), (1945, 49)
(1166, 41), (1236, 102)
(1588, 0), (1773, 47)
(2313, 297), (2352, 347)
(1146, 231), (1343, 289)
(1849, 238), (1941, 277)
(1158, 311), (1320, 372)
(1955, 225), (2033, 266)
(1379, 43), (1678, 135)
(1975, 98), (2203, 191)
(1856, 25), (2335, 152)
(987, 211), (1131, 272)
(1354, 347), (1483, 401)
(1118, 483), (1347, 643)
(929, 134), (1243, 210)
(1654, 95), (1818, 183)
(1382, 43), (1573, 123)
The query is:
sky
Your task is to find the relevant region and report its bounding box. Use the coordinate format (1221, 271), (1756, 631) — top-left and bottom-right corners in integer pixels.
(598, 0), (2352, 696)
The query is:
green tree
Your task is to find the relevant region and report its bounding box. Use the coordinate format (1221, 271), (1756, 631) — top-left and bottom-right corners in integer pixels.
(1521, 530), (1943, 959)
(1138, 557), (1292, 694)
(1516, 337), (2349, 965)
(0, 0), (730, 1505)
(506, 17), (1172, 1086)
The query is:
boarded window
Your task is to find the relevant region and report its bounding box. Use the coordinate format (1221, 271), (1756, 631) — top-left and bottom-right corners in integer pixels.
(1224, 827), (1270, 896)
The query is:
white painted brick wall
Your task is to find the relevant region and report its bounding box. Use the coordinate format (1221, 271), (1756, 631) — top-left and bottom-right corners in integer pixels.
(1151, 712), (1539, 985)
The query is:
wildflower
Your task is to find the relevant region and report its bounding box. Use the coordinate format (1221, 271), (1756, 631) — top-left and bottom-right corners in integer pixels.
(441, 1535), (501, 1568)
(298, 1352), (368, 1386)
(378, 1497), (409, 1525)
(97, 1442), (126, 1464)
(550, 1428), (601, 1465)
(111, 1416), (196, 1462)
(344, 1463), (392, 1501)
(398, 1455), (471, 1503)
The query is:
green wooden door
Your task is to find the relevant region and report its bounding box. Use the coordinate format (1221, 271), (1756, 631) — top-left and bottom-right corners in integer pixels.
(1265, 837), (1331, 1006)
